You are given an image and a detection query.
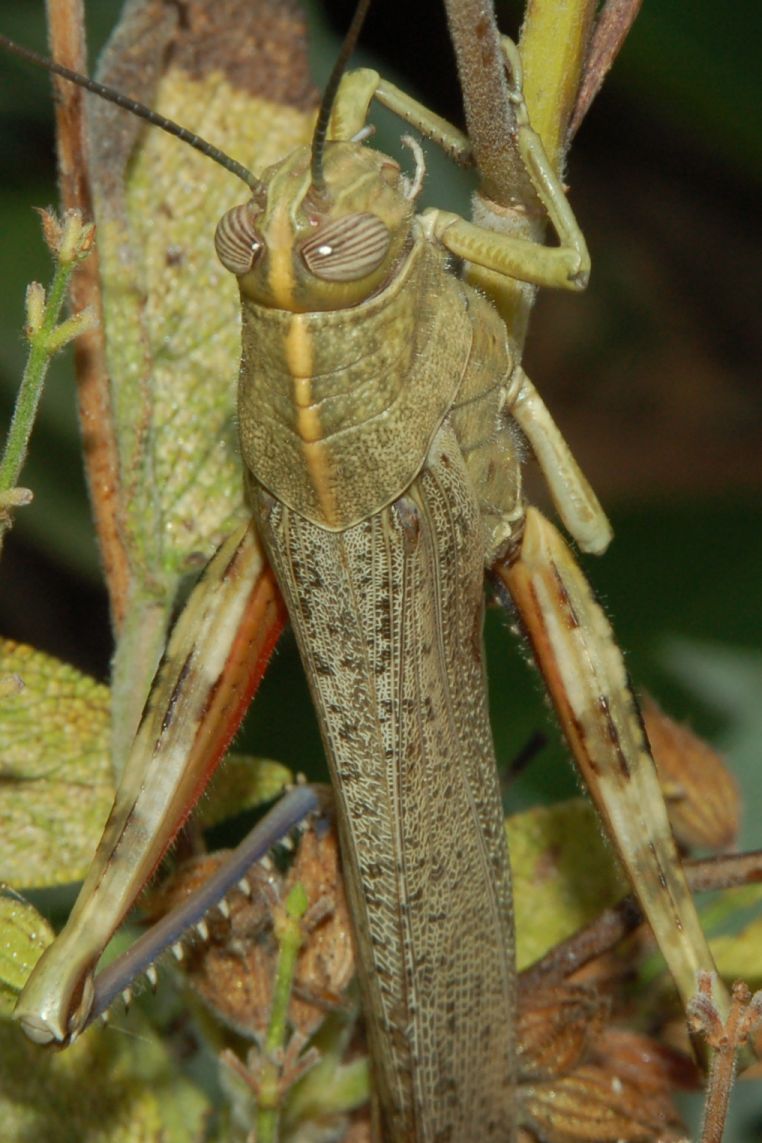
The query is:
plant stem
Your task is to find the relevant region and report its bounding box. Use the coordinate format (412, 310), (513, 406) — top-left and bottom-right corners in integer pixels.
(520, 0), (598, 168)
(0, 214), (93, 555)
(441, 0), (524, 202)
(0, 272), (69, 495)
(256, 881), (309, 1143)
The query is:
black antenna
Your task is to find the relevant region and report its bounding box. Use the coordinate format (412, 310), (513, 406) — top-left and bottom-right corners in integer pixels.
(310, 0), (373, 194)
(0, 34), (262, 193)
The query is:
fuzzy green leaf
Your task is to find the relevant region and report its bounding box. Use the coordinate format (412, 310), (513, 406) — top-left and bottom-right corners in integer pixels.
(508, 798), (628, 970)
(0, 639), (113, 888)
(0, 888), (54, 1016)
(93, 30), (314, 585)
(199, 755), (293, 830)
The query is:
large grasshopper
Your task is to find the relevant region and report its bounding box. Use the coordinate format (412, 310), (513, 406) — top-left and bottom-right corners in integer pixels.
(8, 0), (725, 1138)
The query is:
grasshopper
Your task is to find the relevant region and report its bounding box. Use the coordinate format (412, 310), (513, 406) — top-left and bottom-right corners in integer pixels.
(7, 1), (725, 1138)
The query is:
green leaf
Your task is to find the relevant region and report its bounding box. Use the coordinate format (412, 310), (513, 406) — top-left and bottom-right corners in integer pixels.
(508, 798), (628, 970)
(0, 639), (113, 888)
(199, 755), (293, 830)
(0, 888), (54, 1016)
(711, 910), (762, 991)
(0, 1009), (209, 1142)
(92, 16), (315, 587)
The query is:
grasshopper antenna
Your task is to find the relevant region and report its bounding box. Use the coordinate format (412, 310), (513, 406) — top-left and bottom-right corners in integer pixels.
(0, 34), (262, 193)
(310, 0), (373, 194)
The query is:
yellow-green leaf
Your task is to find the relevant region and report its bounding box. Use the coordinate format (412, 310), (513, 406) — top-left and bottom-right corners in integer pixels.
(711, 907), (762, 991)
(0, 888), (54, 1016)
(0, 639), (113, 888)
(199, 754), (293, 829)
(508, 798), (628, 970)
(92, 7), (316, 583)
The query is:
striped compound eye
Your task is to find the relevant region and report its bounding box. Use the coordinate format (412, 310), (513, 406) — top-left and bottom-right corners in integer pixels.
(300, 212), (391, 282)
(214, 202), (263, 275)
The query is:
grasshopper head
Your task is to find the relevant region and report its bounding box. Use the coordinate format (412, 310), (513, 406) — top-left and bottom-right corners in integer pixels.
(214, 141), (415, 313)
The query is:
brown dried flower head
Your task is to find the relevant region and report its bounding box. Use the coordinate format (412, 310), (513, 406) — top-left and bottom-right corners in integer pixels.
(144, 823), (354, 1040)
(642, 694), (740, 852)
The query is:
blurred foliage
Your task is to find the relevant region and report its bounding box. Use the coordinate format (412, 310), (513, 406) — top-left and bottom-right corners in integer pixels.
(0, 1005), (210, 1141)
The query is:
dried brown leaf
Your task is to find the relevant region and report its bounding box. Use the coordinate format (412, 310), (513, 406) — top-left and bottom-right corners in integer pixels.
(520, 1061), (685, 1143)
(643, 695), (740, 852)
(517, 982), (609, 1080)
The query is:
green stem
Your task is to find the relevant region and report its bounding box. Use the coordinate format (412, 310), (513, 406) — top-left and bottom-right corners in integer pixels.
(266, 884), (307, 1055)
(505, 0), (596, 348)
(256, 881), (309, 1143)
(520, 0), (598, 168)
(0, 261), (73, 497)
(444, 0), (597, 348)
(0, 212), (93, 556)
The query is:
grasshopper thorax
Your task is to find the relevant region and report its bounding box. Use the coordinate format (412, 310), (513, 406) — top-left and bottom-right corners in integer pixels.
(214, 141), (415, 314)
